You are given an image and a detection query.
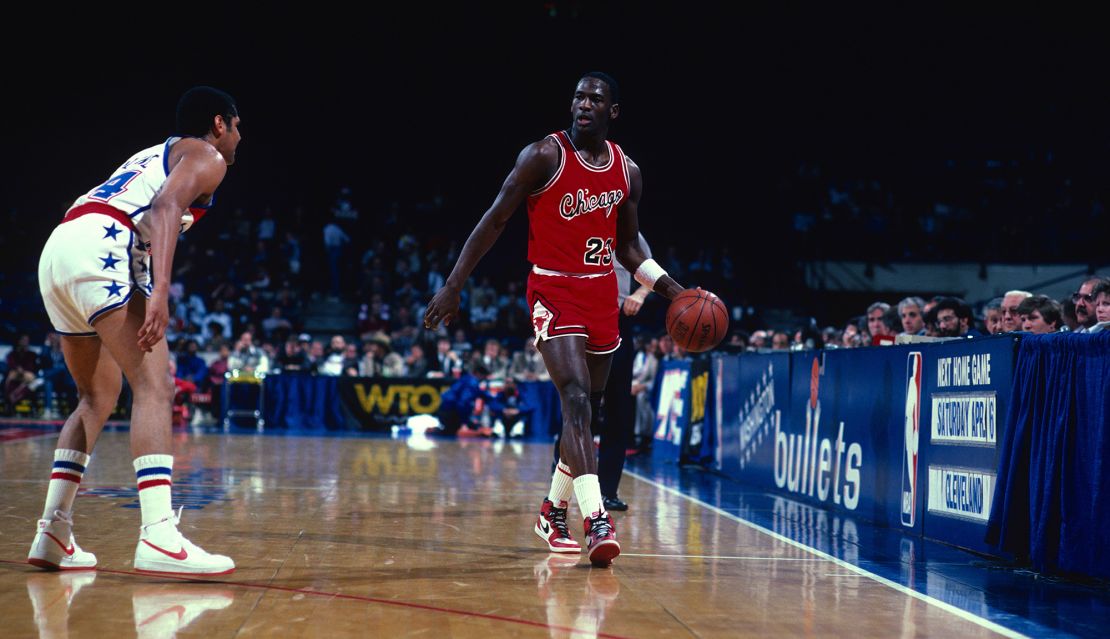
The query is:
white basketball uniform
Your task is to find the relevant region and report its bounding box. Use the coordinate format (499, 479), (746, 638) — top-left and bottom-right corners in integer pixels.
(38, 138), (212, 335)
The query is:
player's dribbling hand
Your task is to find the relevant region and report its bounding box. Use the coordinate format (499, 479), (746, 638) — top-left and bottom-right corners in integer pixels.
(137, 291), (170, 353)
(424, 285), (461, 330)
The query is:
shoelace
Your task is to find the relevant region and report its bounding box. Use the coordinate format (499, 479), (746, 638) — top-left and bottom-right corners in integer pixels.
(589, 515), (613, 538)
(51, 509), (75, 526)
(550, 505), (572, 538)
(142, 506), (185, 532)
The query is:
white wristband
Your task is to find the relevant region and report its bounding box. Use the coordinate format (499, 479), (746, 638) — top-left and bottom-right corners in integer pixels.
(634, 258), (667, 290)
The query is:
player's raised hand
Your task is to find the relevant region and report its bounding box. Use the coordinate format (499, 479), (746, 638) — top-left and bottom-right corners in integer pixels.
(424, 284), (461, 330)
(137, 289), (170, 352)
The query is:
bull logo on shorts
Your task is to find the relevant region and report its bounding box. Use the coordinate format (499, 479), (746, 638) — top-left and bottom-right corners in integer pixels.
(532, 301), (553, 339)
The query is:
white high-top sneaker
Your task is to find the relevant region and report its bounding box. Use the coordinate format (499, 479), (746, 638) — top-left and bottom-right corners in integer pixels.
(134, 508), (235, 576)
(27, 510), (97, 570)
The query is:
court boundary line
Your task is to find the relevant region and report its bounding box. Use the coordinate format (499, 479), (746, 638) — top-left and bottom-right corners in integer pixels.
(625, 469), (1028, 639)
(0, 559), (632, 639)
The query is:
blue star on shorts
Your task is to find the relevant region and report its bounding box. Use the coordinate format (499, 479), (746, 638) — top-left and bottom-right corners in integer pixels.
(99, 253), (121, 270)
(103, 223), (123, 240)
(104, 281), (125, 298)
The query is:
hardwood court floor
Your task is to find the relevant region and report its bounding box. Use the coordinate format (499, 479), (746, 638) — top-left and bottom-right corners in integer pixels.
(0, 428), (1015, 638)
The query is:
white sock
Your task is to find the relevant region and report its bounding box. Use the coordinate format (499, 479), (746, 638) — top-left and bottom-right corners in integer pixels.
(133, 455), (174, 526)
(573, 474), (605, 520)
(547, 461), (575, 505)
(42, 449), (90, 520)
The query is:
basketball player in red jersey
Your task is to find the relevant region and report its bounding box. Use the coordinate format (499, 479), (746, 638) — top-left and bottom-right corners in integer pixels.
(424, 72), (686, 567)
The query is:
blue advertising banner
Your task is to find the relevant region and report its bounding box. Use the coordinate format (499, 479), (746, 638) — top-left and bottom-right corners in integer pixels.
(652, 359), (692, 464)
(714, 352), (791, 485)
(919, 334), (1019, 554)
(779, 348), (918, 532)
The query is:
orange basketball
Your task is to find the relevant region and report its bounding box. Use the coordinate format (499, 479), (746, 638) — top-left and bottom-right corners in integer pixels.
(666, 289), (729, 353)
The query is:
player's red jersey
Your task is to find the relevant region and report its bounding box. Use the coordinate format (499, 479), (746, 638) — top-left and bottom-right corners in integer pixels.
(527, 131), (630, 275)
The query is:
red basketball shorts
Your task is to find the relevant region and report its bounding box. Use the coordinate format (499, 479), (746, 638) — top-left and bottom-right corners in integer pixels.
(526, 266), (620, 355)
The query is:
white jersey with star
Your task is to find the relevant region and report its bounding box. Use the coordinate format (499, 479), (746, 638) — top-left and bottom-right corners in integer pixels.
(67, 137), (212, 236)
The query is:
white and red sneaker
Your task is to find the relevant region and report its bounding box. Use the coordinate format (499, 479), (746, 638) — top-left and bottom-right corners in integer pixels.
(584, 511), (620, 568)
(27, 510), (97, 571)
(535, 499), (581, 553)
(134, 508), (235, 576)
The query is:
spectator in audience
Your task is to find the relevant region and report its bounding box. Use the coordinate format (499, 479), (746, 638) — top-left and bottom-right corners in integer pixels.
(1061, 298), (1080, 332)
(1017, 295), (1063, 334)
(476, 338), (510, 381)
(1072, 276), (1110, 332)
(840, 320), (863, 348)
(509, 338), (549, 382)
(747, 330), (766, 350)
(451, 328), (473, 358)
(866, 302), (894, 341)
(206, 344), (232, 417)
(261, 307), (293, 344)
(342, 343), (361, 376)
(319, 335), (348, 376)
(429, 336), (463, 378)
(168, 358), (197, 428)
(469, 291), (499, 337)
(389, 306), (419, 354)
(631, 335), (660, 451)
(897, 296), (927, 335)
(4, 334), (38, 411)
(176, 339), (209, 389)
(983, 297), (1004, 335)
(1001, 290), (1033, 333)
(229, 331), (269, 374)
(277, 336), (311, 372)
(934, 297), (974, 337)
(1089, 281), (1110, 333)
(771, 331), (791, 350)
(404, 343), (429, 378)
(491, 377), (529, 439)
(202, 299), (233, 345)
(37, 332), (71, 418)
(323, 219), (351, 299)
(308, 340), (325, 370)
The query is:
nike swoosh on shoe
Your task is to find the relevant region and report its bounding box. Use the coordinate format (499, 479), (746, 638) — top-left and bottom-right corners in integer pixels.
(45, 532), (75, 556)
(142, 540), (188, 560)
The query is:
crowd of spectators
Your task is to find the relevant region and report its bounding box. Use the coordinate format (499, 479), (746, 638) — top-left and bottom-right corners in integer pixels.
(3, 182), (1107, 429)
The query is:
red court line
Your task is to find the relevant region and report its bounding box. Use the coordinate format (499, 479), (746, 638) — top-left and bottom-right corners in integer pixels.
(0, 429), (57, 443)
(0, 559), (631, 639)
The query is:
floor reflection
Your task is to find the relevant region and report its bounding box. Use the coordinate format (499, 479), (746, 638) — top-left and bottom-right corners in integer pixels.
(534, 556), (620, 639)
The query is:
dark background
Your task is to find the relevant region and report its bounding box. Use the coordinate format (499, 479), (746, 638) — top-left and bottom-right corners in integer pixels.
(4, 4), (1109, 305)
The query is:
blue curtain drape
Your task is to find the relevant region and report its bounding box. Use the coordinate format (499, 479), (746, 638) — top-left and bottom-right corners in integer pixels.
(986, 332), (1110, 577)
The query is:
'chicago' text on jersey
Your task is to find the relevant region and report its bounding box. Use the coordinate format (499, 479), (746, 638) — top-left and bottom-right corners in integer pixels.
(560, 188), (624, 220)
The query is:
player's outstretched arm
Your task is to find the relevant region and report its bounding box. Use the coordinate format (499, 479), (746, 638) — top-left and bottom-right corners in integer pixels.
(614, 159), (684, 300)
(424, 140), (557, 329)
(138, 140), (227, 352)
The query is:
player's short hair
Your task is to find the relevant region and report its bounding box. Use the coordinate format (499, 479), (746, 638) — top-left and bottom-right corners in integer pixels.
(580, 71), (620, 104)
(176, 86), (238, 138)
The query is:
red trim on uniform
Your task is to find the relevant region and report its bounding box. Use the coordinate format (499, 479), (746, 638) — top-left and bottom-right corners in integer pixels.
(61, 202), (137, 232)
(137, 479), (172, 490)
(50, 472), (81, 483)
(188, 207), (207, 223)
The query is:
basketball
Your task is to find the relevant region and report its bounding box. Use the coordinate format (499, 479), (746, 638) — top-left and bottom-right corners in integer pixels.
(666, 288), (728, 353)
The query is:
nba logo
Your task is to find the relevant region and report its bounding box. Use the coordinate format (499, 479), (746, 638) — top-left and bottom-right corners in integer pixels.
(901, 352), (923, 527)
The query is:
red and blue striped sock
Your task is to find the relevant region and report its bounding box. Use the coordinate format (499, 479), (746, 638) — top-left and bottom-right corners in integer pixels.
(41, 449), (90, 520)
(133, 455), (174, 526)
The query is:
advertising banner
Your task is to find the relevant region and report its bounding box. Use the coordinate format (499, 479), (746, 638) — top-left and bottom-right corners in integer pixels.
(919, 335), (1018, 553)
(652, 359), (692, 464)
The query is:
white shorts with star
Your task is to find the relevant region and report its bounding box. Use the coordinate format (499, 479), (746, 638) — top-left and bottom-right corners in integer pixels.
(38, 213), (153, 335)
